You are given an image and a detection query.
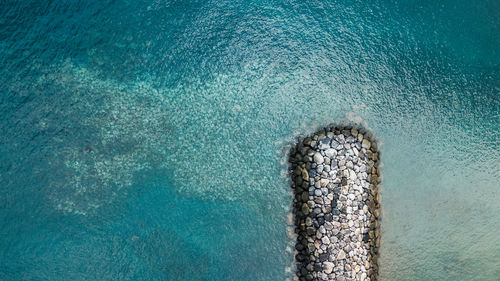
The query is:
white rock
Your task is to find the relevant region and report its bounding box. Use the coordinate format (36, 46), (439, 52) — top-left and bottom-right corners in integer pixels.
(324, 262), (334, 274)
(322, 236), (330, 245)
(313, 152), (324, 164)
(324, 148), (337, 158)
(349, 169), (357, 180)
(363, 205), (369, 213)
(320, 179), (329, 187)
(337, 250), (346, 260)
(335, 134), (345, 143)
(360, 164), (367, 172)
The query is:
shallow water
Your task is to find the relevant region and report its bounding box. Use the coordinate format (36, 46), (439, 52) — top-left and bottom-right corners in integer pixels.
(1, 1), (499, 280)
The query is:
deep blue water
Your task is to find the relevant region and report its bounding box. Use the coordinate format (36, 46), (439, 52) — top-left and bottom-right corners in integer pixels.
(1, 1), (499, 280)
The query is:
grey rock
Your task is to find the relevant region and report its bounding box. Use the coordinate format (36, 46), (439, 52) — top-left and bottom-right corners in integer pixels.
(319, 138), (331, 150)
(319, 225), (326, 234)
(306, 217), (313, 226)
(301, 204), (310, 215)
(310, 141), (317, 148)
(306, 227), (315, 236)
(331, 140), (340, 149)
(361, 139), (371, 149)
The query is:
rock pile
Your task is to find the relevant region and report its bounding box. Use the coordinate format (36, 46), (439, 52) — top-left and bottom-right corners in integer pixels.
(288, 124), (381, 281)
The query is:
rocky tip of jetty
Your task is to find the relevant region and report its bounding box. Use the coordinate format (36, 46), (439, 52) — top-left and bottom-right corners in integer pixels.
(288, 124), (381, 281)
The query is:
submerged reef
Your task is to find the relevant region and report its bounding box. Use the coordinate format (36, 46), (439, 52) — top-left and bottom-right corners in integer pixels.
(288, 124), (381, 281)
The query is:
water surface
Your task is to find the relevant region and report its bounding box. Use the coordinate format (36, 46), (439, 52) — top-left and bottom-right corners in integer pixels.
(1, 0), (499, 280)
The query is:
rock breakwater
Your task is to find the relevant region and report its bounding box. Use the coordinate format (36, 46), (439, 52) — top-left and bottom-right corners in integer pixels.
(288, 124), (381, 281)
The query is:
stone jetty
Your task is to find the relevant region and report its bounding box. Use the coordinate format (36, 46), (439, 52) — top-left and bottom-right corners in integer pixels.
(288, 124), (381, 281)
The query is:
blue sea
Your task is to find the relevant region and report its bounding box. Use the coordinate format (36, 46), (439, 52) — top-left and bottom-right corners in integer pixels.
(0, 1), (499, 280)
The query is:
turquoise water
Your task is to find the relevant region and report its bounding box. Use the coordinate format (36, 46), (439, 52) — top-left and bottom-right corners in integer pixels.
(1, 1), (499, 280)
